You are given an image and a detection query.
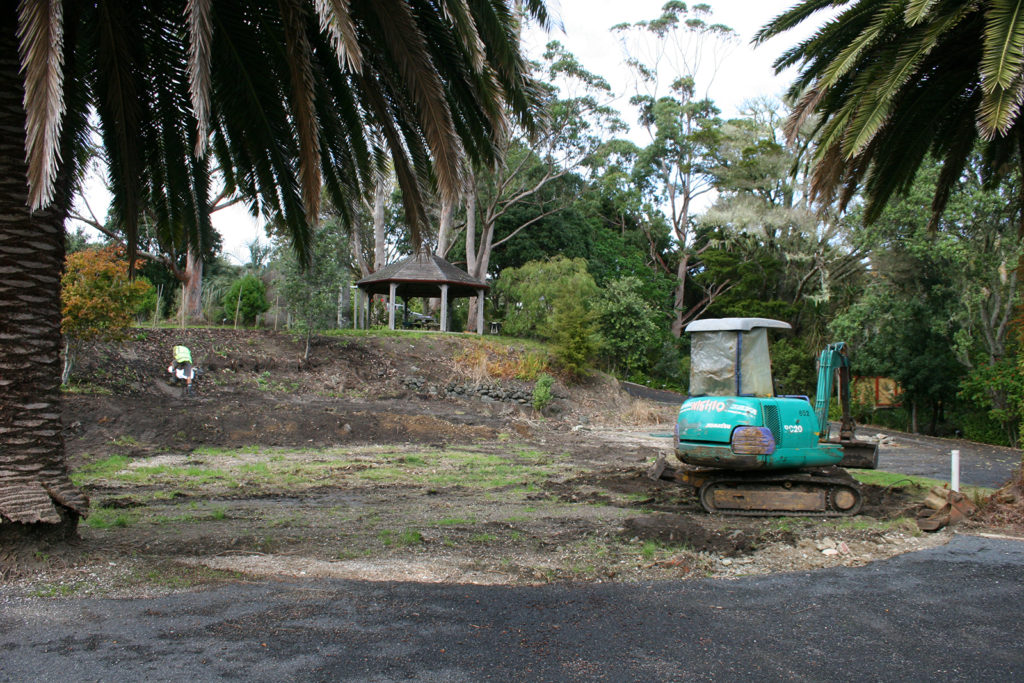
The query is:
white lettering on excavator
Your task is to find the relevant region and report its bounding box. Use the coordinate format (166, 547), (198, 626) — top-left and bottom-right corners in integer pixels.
(705, 423), (731, 429)
(684, 399), (727, 413)
(784, 425), (803, 433)
(726, 406), (757, 417)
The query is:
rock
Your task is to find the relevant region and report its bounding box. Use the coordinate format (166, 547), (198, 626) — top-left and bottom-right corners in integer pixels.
(816, 537), (836, 551)
(821, 548), (839, 556)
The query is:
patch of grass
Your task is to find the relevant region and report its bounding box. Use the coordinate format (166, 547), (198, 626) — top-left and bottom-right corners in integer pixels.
(470, 533), (496, 543)
(432, 516), (477, 526)
(111, 435), (139, 447)
(71, 454), (131, 485)
(192, 446), (250, 457)
(379, 528), (424, 547)
(85, 506), (136, 529)
(829, 516), (919, 534)
(62, 383), (113, 395)
(30, 583), (80, 598)
(267, 513), (305, 528)
(641, 540), (658, 561)
(851, 469), (994, 499)
(139, 564), (244, 589)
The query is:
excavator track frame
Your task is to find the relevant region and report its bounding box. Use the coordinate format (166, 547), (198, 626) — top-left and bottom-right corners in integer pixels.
(694, 467), (864, 517)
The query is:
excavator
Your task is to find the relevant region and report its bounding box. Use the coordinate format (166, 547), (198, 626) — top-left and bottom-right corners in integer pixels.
(667, 317), (879, 516)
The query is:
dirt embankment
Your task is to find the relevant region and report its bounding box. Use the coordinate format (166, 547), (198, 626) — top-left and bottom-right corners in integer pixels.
(2, 328), (1016, 595)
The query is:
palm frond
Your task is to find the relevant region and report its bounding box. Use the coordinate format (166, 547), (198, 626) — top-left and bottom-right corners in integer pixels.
(978, 76), (1024, 136)
(904, 0), (939, 26)
(279, 0), (322, 224)
(364, 0), (464, 202)
(314, 0), (363, 71)
(753, 0), (846, 45)
(17, 0), (65, 210)
(980, 0), (1024, 92)
(91, 0), (149, 266)
(817, 1), (901, 91)
(844, 6), (969, 156)
(439, 0), (486, 73)
(186, 0), (213, 157)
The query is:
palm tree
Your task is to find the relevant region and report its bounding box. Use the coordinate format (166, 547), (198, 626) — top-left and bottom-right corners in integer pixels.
(1, 0), (548, 535)
(755, 0), (1024, 228)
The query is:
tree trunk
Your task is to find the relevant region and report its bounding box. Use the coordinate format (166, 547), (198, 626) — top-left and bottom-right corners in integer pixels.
(671, 252), (690, 338)
(0, 23), (88, 531)
(465, 190), (492, 331)
(373, 177), (387, 272)
(183, 244), (204, 322)
(350, 210), (370, 277)
(435, 196), (454, 258)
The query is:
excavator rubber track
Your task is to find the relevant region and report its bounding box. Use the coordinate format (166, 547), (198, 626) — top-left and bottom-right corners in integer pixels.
(696, 467), (863, 517)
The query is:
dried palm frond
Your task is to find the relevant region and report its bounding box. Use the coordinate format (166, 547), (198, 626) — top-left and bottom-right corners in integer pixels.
(17, 0), (65, 210)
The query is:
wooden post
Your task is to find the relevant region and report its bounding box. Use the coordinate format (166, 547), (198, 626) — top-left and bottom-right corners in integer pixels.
(476, 289), (485, 335)
(388, 282), (397, 330)
(440, 284), (449, 332)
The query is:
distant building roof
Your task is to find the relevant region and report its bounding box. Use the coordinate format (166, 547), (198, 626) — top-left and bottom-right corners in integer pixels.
(356, 251), (488, 298)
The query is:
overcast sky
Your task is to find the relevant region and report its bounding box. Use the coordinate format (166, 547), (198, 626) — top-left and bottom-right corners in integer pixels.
(74, 0), (821, 263)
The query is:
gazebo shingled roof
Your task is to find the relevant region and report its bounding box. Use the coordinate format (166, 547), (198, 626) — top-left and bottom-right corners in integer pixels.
(356, 252), (487, 298)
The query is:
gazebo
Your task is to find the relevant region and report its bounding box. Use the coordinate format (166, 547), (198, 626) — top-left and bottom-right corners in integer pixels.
(355, 251), (489, 333)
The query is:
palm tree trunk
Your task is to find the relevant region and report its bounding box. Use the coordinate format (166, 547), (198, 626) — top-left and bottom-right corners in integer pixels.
(0, 23), (88, 533)
(183, 244), (204, 322)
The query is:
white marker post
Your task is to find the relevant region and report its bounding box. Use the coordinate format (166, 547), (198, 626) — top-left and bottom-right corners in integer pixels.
(951, 449), (960, 492)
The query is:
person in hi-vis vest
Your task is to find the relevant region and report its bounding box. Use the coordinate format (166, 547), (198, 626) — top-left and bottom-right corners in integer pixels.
(168, 345), (195, 396)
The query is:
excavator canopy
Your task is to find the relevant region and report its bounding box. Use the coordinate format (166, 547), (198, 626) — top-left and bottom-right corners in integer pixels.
(685, 318), (791, 398)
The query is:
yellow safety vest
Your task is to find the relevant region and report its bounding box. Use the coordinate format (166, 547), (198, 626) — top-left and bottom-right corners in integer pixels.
(173, 346), (192, 364)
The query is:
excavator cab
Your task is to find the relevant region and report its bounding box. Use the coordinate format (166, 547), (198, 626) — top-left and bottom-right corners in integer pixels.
(687, 317), (789, 398)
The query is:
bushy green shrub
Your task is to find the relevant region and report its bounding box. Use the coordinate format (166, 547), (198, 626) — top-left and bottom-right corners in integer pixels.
(545, 298), (597, 379)
(532, 373), (554, 411)
(956, 409), (1012, 446)
(494, 257), (598, 339)
(594, 276), (662, 378)
(222, 275), (270, 326)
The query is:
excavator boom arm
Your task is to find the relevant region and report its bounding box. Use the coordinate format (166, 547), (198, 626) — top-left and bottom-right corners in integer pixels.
(814, 342), (853, 438)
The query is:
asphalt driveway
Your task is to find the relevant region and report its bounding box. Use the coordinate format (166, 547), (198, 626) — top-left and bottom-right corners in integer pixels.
(1, 534), (1021, 681)
(873, 428), (1021, 489)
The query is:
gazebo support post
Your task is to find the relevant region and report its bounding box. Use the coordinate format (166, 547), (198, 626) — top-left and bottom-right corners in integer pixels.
(476, 290), (484, 335)
(440, 284), (449, 332)
(355, 289), (363, 329)
(388, 283), (397, 330)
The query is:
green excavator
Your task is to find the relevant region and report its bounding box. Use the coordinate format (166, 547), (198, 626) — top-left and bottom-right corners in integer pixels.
(669, 317), (879, 516)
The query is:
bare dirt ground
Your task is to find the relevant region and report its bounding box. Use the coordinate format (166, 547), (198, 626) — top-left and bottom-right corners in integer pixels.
(3, 328), (1019, 597)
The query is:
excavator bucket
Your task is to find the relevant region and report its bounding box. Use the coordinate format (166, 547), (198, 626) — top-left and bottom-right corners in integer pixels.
(827, 438), (879, 469)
